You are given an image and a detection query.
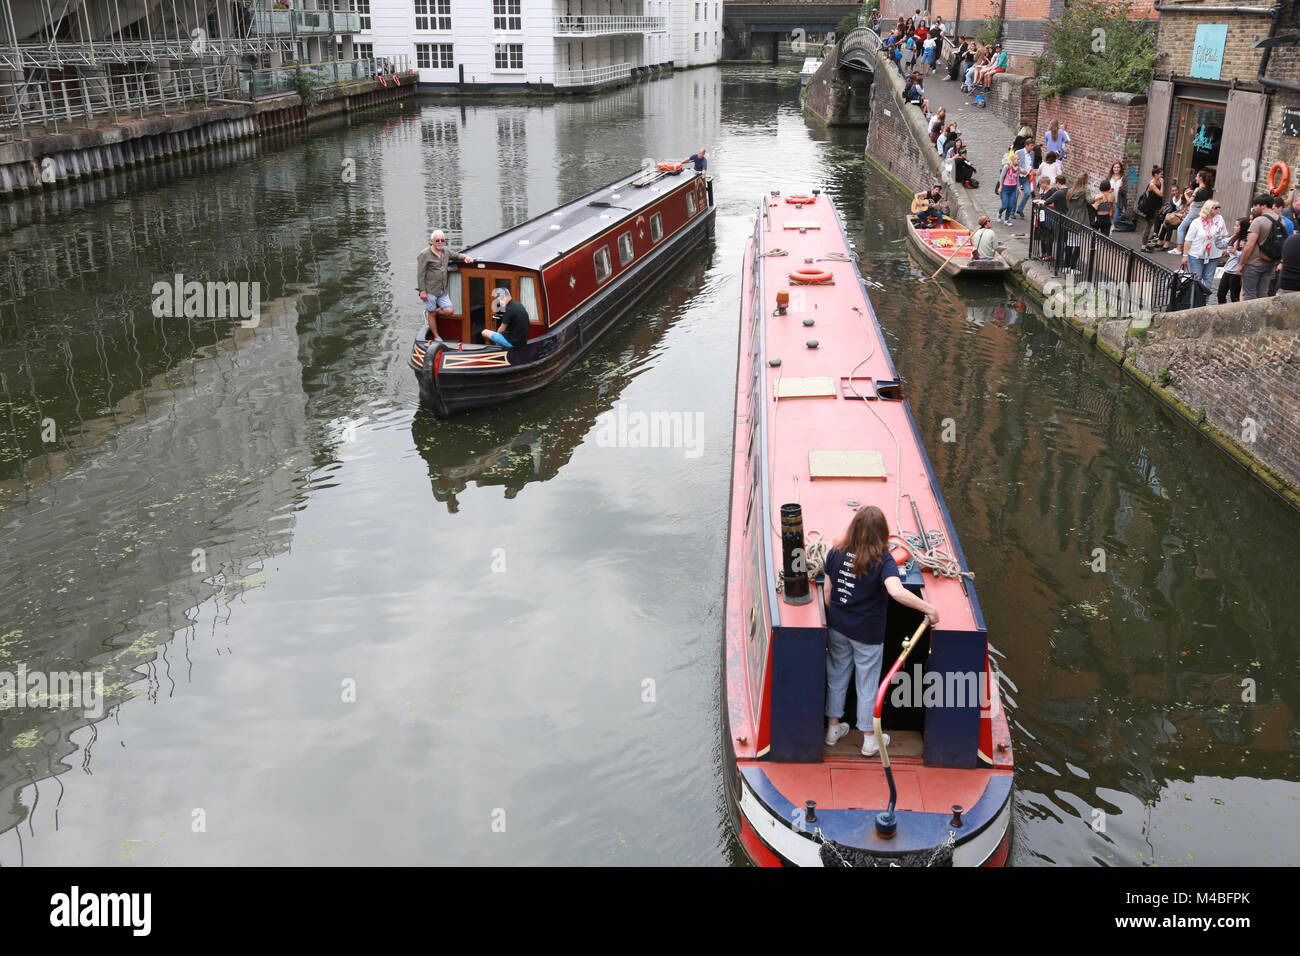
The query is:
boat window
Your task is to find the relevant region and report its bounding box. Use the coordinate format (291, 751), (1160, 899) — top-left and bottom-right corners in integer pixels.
(448, 271), (462, 314)
(518, 275), (541, 326)
(594, 246), (612, 284)
(618, 232), (634, 266)
(650, 213), (663, 242)
(686, 191), (697, 217)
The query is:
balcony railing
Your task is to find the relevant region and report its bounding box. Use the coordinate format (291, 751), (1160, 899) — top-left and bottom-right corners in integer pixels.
(554, 62), (634, 88)
(553, 16), (667, 36)
(250, 10), (363, 36)
(237, 55), (411, 99)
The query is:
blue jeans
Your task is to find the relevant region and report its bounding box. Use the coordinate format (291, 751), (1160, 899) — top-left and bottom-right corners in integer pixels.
(998, 184), (1017, 221)
(1188, 255), (1220, 288)
(826, 628), (886, 731)
(1015, 175), (1033, 214)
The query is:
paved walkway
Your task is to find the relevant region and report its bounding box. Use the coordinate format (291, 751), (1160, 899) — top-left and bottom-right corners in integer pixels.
(912, 58), (1170, 270)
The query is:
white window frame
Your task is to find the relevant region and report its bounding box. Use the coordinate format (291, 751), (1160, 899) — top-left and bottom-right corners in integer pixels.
(594, 246), (613, 283)
(650, 213), (663, 243)
(618, 232), (634, 266)
(493, 0), (522, 31)
(414, 0), (450, 31)
(687, 191), (697, 216)
(494, 43), (524, 71)
(352, 0), (371, 31)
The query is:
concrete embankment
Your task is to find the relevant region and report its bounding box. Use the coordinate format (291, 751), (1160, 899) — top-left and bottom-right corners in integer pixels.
(862, 50), (1300, 507)
(1, 76), (414, 200)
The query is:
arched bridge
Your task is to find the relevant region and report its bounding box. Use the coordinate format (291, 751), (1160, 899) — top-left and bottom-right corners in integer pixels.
(837, 27), (880, 73)
(722, 2), (864, 61)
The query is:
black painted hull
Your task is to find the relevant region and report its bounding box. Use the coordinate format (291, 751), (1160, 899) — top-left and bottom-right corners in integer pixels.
(410, 206), (715, 417)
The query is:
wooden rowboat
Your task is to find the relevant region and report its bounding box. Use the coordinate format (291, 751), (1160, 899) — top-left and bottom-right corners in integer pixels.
(905, 213), (1009, 278)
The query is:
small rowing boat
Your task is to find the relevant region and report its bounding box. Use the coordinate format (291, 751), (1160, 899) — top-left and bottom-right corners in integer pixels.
(905, 213), (1009, 278)
(724, 189), (1014, 866)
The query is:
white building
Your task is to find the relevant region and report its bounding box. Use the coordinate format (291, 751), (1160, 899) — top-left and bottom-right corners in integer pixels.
(353, 0), (721, 92)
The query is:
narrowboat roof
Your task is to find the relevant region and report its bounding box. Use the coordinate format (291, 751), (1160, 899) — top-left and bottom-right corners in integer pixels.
(464, 167), (699, 271)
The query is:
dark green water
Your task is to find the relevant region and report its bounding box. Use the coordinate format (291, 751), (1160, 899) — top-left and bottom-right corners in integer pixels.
(1, 65), (1296, 866)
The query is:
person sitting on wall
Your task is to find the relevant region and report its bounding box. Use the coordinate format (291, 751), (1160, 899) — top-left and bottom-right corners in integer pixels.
(481, 286), (530, 349)
(417, 230), (474, 340)
(954, 147), (978, 188)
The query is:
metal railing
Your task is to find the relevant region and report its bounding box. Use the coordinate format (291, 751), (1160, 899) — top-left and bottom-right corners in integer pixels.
(839, 26), (881, 61)
(1, 64), (240, 142)
(238, 55), (411, 99)
(250, 9), (363, 35)
(553, 15), (668, 35)
(1029, 206), (1179, 316)
(554, 62), (633, 88)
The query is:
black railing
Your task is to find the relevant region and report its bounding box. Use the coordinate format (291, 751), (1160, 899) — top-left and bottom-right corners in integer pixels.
(1029, 206), (1180, 317)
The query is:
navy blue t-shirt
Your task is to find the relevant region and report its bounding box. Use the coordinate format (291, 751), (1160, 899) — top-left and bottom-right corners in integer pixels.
(687, 153), (707, 172)
(824, 547), (900, 644)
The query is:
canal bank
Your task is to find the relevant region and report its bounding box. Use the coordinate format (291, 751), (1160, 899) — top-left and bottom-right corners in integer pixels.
(863, 50), (1300, 509)
(0, 73), (416, 200)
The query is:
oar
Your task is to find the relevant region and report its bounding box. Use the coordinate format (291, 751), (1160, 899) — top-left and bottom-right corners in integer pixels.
(927, 240), (967, 280)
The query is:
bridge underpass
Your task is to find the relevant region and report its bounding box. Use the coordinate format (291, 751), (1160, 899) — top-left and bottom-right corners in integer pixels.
(722, 2), (863, 62)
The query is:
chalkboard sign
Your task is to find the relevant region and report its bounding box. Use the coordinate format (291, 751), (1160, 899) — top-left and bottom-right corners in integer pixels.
(1286, 107), (1300, 138)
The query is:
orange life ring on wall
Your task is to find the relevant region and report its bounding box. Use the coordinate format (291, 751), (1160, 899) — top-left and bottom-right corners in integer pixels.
(378, 74), (388, 87)
(1269, 161), (1290, 196)
(789, 266), (833, 283)
(786, 194), (816, 205)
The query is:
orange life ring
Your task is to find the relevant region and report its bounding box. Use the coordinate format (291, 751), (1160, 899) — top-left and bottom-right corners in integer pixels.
(888, 536), (912, 568)
(1269, 161), (1290, 196)
(378, 74), (388, 87)
(657, 161), (683, 172)
(789, 266), (833, 284)
(786, 194), (816, 205)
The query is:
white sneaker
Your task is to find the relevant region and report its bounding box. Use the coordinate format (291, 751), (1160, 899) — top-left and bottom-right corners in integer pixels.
(861, 732), (891, 757)
(825, 723), (851, 746)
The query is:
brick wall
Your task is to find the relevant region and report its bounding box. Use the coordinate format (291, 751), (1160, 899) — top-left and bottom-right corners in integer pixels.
(1125, 295), (1300, 493)
(1261, 88), (1300, 206)
(864, 52), (944, 196)
(1036, 89), (1147, 212)
(986, 72), (1039, 133)
(1154, 8), (1271, 81)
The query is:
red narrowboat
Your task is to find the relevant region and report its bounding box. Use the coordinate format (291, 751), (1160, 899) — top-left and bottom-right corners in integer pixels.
(723, 190), (1014, 867)
(409, 163), (715, 416)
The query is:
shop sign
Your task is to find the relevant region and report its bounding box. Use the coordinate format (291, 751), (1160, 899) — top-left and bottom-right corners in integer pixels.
(1190, 25), (1228, 80)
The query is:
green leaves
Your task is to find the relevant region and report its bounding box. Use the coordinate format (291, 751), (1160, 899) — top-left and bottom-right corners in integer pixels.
(1039, 0), (1157, 98)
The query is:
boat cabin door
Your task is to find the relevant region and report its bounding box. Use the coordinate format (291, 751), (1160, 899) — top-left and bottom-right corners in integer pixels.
(465, 273), (517, 341)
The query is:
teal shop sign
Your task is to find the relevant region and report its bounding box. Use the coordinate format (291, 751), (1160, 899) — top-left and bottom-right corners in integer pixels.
(1190, 24), (1228, 80)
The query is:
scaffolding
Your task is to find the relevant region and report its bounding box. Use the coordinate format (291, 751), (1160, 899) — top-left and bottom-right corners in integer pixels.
(1, 0), (364, 141)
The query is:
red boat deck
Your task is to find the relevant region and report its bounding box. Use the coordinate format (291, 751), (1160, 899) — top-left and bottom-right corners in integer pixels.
(724, 190), (1013, 866)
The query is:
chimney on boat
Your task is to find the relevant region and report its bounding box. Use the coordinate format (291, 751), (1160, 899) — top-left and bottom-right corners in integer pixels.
(780, 503), (812, 606)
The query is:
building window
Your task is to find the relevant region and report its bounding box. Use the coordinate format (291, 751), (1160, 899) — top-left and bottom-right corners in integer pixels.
(354, 41), (373, 60)
(594, 246), (613, 283)
(414, 0), (450, 31)
(650, 213), (663, 243)
(694, 3), (699, 20)
(714, 3), (718, 20)
(494, 43), (524, 70)
(618, 232), (634, 265)
(352, 0), (371, 31)
(493, 0), (522, 31)
(694, 33), (700, 52)
(416, 43), (453, 69)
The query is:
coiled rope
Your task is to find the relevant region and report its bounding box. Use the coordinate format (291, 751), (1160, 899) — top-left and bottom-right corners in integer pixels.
(889, 533), (973, 580)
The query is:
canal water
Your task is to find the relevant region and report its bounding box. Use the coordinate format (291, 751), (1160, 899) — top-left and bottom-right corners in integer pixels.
(1, 65), (1297, 866)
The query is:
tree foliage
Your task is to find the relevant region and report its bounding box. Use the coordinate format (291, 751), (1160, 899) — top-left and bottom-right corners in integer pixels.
(1038, 0), (1157, 97)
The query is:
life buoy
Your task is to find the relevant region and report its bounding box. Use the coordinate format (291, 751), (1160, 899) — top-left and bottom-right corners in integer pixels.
(786, 194), (816, 205)
(657, 161), (683, 172)
(1269, 161), (1290, 196)
(789, 266), (833, 284)
(393, 74), (401, 86)
(378, 74), (388, 87)
(888, 536), (912, 568)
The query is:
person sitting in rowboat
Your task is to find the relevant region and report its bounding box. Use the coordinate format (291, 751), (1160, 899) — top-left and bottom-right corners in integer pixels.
(481, 286), (530, 350)
(417, 230), (474, 340)
(824, 506), (940, 757)
(912, 185), (946, 228)
(970, 216), (997, 259)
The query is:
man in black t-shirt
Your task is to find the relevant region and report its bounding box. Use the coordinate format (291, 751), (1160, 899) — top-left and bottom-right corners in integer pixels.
(482, 287), (530, 348)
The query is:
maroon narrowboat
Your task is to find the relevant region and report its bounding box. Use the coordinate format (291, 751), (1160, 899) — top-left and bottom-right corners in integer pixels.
(409, 163), (715, 416)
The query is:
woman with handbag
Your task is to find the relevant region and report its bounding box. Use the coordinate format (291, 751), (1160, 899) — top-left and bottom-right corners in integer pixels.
(1181, 200), (1230, 290)
(1137, 166), (1165, 244)
(1151, 187), (1194, 252)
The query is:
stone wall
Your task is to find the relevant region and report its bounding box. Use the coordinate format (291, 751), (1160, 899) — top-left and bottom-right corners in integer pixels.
(1095, 294), (1300, 497)
(1035, 88), (1147, 214)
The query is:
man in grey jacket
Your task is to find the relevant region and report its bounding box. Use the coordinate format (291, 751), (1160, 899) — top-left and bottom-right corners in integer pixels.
(416, 230), (474, 338)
